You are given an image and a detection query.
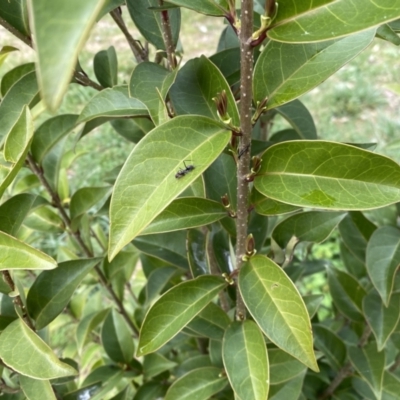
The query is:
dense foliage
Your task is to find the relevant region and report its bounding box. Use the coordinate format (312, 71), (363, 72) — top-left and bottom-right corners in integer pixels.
(1, 0), (400, 399)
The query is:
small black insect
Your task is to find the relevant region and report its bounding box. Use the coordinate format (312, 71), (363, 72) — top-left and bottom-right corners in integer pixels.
(175, 161), (195, 179)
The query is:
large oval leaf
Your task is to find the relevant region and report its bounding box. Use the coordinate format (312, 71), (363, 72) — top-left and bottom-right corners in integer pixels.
(26, 258), (100, 329)
(0, 319), (77, 379)
(0, 231), (56, 271)
(238, 255), (318, 371)
(20, 376), (57, 400)
(28, 0), (106, 110)
(109, 115), (230, 260)
(137, 275), (226, 356)
(269, 0), (400, 43)
(253, 30), (375, 109)
(366, 226), (400, 306)
(223, 320), (269, 400)
(254, 141), (400, 210)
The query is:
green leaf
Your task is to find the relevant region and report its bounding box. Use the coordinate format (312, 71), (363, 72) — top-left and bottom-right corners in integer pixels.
(376, 24), (400, 46)
(101, 308), (134, 363)
(268, 348), (307, 385)
(253, 30), (375, 109)
(0, 71), (38, 144)
(187, 302), (230, 340)
(109, 115), (230, 260)
(137, 275), (226, 356)
(26, 258), (99, 330)
(382, 371), (400, 400)
(19, 376), (56, 400)
(0, 46), (18, 69)
(170, 56), (239, 127)
(28, 0), (106, 110)
(187, 229), (210, 277)
(76, 309), (109, 351)
(94, 46), (118, 88)
(126, 0), (180, 50)
(164, 367), (228, 400)
(314, 325), (347, 371)
(0, 230), (56, 271)
(348, 342), (385, 400)
(238, 255), (318, 371)
(268, 371), (306, 400)
(272, 211), (346, 249)
(269, 0), (400, 43)
(0, 62), (35, 97)
(252, 188), (300, 216)
(143, 353), (177, 379)
(254, 141), (400, 210)
(223, 320), (269, 400)
(0, 319), (77, 379)
(161, 0), (227, 16)
(0, 0), (30, 36)
(209, 47), (241, 86)
(110, 117), (153, 143)
(303, 294), (324, 318)
(24, 205), (64, 233)
(328, 267), (367, 322)
(366, 226), (400, 306)
(77, 87), (148, 125)
(363, 291), (400, 351)
(31, 114), (78, 163)
(140, 197), (226, 235)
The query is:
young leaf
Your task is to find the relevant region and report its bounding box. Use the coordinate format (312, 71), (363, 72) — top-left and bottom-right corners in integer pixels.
(0, 319), (77, 379)
(109, 115), (230, 260)
(28, 0), (106, 111)
(238, 255), (318, 371)
(137, 275), (226, 356)
(0, 231), (56, 271)
(223, 320), (269, 400)
(366, 226), (400, 305)
(94, 46), (118, 88)
(254, 30), (375, 109)
(269, 0), (400, 43)
(254, 141), (400, 210)
(20, 375), (57, 400)
(26, 258), (100, 329)
(164, 367), (228, 400)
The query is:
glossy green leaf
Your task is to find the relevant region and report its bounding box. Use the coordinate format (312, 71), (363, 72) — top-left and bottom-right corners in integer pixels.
(31, 114), (78, 163)
(366, 226), (400, 306)
(26, 258), (99, 329)
(0, 319), (77, 379)
(349, 342), (385, 400)
(239, 255), (318, 371)
(0, 71), (38, 144)
(133, 381), (166, 400)
(76, 309), (109, 351)
(276, 100), (317, 139)
(376, 24), (400, 46)
(272, 211), (345, 249)
(130, 62), (176, 125)
(0, 194), (44, 236)
(109, 115), (230, 260)
(143, 353), (177, 379)
(161, 0), (227, 16)
(268, 348), (306, 385)
(94, 46), (118, 88)
(137, 275), (226, 356)
(254, 141), (400, 210)
(187, 229), (210, 277)
(187, 302), (230, 340)
(363, 291), (400, 351)
(77, 87), (148, 125)
(303, 294), (324, 318)
(141, 197), (226, 235)
(0, 62), (35, 97)
(144, 266), (177, 305)
(164, 367), (228, 400)
(127, 0), (180, 50)
(209, 47), (240, 85)
(382, 371), (400, 400)
(269, 0), (400, 43)
(328, 268), (367, 322)
(101, 308), (134, 363)
(252, 188), (300, 216)
(268, 371), (306, 400)
(170, 56), (240, 127)
(0, 46), (18, 69)
(0, 230), (56, 271)
(24, 205), (64, 233)
(223, 320), (269, 400)
(253, 30), (375, 109)
(19, 376), (56, 400)
(314, 325), (347, 371)
(28, 0), (106, 110)
(110, 117), (153, 143)
(0, 0), (29, 36)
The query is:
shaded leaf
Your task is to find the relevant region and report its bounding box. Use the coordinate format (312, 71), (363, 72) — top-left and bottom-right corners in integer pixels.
(268, 348), (306, 385)
(19, 376), (56, 400)
(158, 0), (227, 16)
(268, 371), (306, 400)
(76, 309), (109, 352)
(239, 254), (318, 371)
(143, 353), (177, 379)
(0, 0), (30, 36)
(94, 46), (118, 88)
(187, 229), (210, 277)
(0, 62), (35, 97)
(252, 188), (300, 216)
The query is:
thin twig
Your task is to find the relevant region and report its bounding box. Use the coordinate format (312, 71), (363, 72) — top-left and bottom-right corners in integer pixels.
(158, 0), (177, 69)
(26, 154), (138, 336)
(234, 0), (254, 321)
(110, 9), (147, 63)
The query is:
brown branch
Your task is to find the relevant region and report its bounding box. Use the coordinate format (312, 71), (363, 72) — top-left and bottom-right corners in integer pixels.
(158, 0), (177, 69)
(26, 154), (138, 336)
(110, 9), (147, 63)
